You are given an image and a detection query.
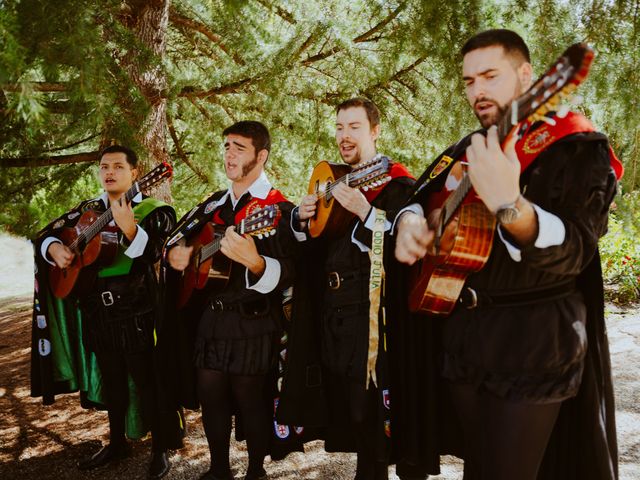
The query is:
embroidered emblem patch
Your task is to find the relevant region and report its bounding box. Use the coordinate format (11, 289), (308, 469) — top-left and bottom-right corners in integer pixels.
(39, 338), (51, 356)
(36, 315), (47, 329)
(382, 389), (391, 410)
(429, 155), (454, 179)
(523, 127), (556, 155)
(274, 421), (290, 439)
(166, 231), (184, 247)
(204, 201), (217, 215)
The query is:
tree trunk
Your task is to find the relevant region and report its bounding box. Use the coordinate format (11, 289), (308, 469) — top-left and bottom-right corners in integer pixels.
(122, 0), (172, 202)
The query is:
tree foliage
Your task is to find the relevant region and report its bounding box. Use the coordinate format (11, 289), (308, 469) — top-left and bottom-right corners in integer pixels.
(0, 0), (638, 237)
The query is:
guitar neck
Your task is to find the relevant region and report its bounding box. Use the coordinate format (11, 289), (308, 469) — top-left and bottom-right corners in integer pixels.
(198, 217), (251, 263)
(70, 184), (141, 251)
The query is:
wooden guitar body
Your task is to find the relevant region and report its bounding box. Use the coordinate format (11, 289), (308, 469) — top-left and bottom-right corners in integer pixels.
(308, 161), (353, 238)
(408, 202), (496, 315)
(177, 223), (231, 308)
(49, 210), (119, 298)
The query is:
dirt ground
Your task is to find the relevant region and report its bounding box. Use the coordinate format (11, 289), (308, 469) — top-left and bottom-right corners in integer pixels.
(0, 232), (638, 479)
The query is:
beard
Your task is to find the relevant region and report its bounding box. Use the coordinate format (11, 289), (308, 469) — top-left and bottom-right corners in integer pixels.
(339, 143), (361, 165)
(240, 155), (258, 178)
(474, 97), (509, 128)
(474, 78), (523, 128)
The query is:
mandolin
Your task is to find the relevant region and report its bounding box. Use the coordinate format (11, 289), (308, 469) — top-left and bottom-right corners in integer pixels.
(409, 43), (595, 315)
(307, 156), (391, 238)
(177, 204), (281, 308)
(48, 162), (173, 299)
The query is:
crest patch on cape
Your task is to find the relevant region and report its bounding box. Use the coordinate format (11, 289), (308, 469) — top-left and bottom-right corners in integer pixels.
(522, 127), (556, 155)
(204, 201), (217, 215)
(429, 155), (454, 179)
(274, 421), (290, 439)
(166, 231), (184, 247)
(36, 315), (47, 329)
(382, 389), (390, 410)
(38, 338), (51, 356)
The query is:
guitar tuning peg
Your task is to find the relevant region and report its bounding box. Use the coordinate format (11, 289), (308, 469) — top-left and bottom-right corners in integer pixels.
(541, 116), (557, 126)
(556, 104), (570, 118)
(257, 233), (263, 240)
(362, 186), (369, 191)
(270, 230), (276, 236)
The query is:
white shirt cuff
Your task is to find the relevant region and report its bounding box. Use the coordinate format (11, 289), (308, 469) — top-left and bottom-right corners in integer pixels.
(290, 209), (308, 242)
(246, 255), (281, 294)
(391, 203), (425, 235)
(124, 225), (148, 259)
(40, 237), (62, 266)
(497, 203), (566, 262)
(351, 208), (391, 253)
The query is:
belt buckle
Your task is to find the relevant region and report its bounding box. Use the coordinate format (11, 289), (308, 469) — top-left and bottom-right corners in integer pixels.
(101, 291), (115, 306)
(328, 272), (341, 290)
(464, 287), (478, 309)
(211, 299), (224, 312)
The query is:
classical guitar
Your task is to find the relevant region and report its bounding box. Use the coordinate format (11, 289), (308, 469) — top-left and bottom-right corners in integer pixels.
(48, 162), (173, 299)
(177, 204), (281, 308)
(307, 156), (391, 238)
(409, 43), (595, 315)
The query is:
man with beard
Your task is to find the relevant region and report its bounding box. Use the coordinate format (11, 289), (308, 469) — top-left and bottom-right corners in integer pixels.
(395, 30), (621, 479)
(286, 98), (415, 480)
(165, 121), (296, 480)
(32, 145), (177, 478)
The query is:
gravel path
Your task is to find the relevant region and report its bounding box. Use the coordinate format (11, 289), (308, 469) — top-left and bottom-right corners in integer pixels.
(0, 233), (637, 479)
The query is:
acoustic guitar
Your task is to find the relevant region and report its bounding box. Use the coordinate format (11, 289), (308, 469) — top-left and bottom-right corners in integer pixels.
(177, 204), (280, 308)
(48, 162), (173, 299)
(408, 43), (595, 315)
(307, 156), (391, 238)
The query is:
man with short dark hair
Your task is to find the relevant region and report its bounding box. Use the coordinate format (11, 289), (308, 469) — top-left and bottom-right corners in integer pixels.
(395, 29), (620, 479)
(287, 98), (415, 480)
(165, 120), (297, 480)
(32, 144), (178, 478)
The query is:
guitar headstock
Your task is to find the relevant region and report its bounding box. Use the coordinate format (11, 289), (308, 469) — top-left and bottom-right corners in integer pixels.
(242, 204), (281, 239)
(137, 162), (174, 192)
(349, 155), (392, 190)
(499, 43), (594, 140)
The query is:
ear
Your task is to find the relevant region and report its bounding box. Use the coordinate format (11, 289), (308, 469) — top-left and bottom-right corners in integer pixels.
(131, 166), (139, 181)
(518, 62), (533, 91)
(257, 149), (269, 166)
(370, 124), (381, 142)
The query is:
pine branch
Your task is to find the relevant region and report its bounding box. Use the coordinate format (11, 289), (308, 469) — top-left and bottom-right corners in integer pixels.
(42, 132), (102, 153)
(167, 114), (209, 183)
(253, 0), (296, 24)
(353, 2), (407, 43)
(0, 151), (100, 168)
(178, 77), (255, 98)
(1, 82), (67, 93)
(302, 3), (406, 66)
(169, 6), (245, 65)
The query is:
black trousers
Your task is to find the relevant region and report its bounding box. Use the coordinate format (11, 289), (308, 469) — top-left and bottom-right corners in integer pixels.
(95, 348), (162, 450)
(449, 382), (562, 480)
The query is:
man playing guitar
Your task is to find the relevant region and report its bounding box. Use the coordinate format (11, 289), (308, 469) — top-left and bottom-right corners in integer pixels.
(33, 145), (177, 478)
(165, 121), (297, 480)
(395, 30), (620, 480)
(290, 98), (414, 480)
